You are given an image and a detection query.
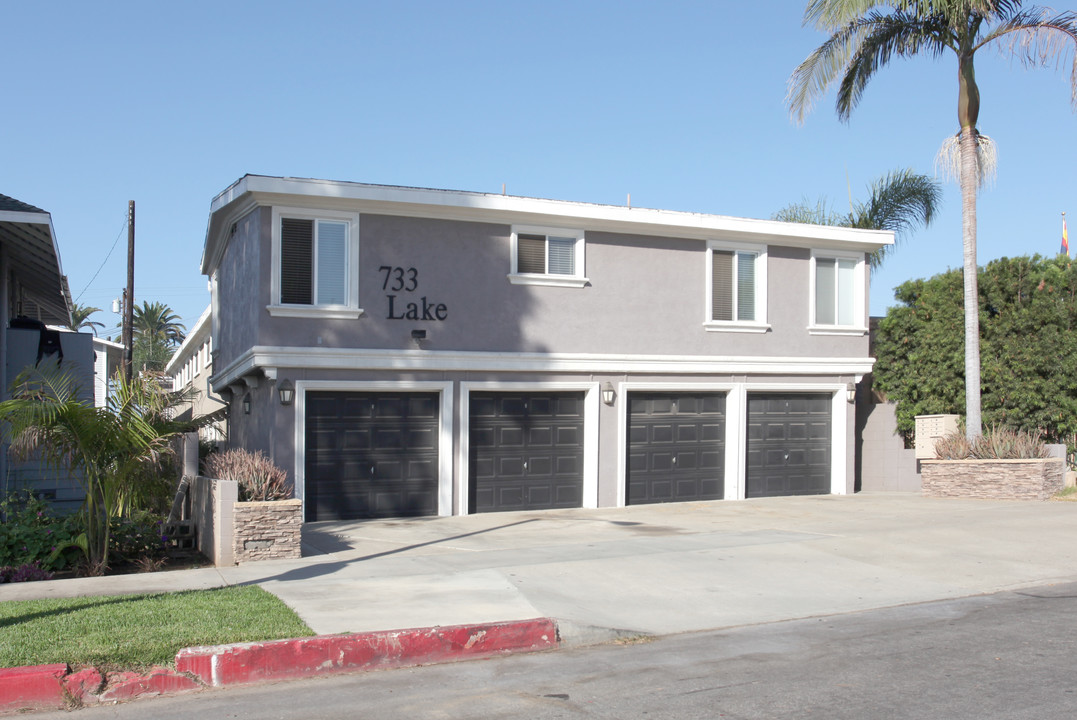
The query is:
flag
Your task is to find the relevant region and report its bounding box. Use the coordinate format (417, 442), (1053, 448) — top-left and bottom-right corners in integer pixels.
(1064, 217), (1070, 256)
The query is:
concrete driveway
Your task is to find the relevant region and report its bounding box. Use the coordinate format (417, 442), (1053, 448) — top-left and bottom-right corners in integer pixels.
(5, 493), (1076, 645)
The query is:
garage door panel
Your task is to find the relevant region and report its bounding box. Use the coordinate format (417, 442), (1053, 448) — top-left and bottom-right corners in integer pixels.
(626, 392), (725, 505)
(746, 392), (831, 498)
(469, 392), (584, 513)
(305, 391), (440, 521)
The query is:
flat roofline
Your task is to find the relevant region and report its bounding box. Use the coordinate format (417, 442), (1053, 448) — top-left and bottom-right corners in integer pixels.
(203, 174), (893, 274)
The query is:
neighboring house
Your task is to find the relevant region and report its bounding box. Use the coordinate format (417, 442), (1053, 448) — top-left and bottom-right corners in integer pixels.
(202, 175), (890, 522)
(1, 193), (93, 512)
(92, 336), (124, 408)
(166, 305), (226, 443)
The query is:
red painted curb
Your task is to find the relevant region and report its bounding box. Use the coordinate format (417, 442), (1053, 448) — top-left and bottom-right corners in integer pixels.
(0, 663), (68, 713)
(0, 618), (559, 711)
(175, 618), (560, 687)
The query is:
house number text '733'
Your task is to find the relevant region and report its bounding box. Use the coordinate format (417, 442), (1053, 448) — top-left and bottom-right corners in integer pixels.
(380, 265), (448, 321)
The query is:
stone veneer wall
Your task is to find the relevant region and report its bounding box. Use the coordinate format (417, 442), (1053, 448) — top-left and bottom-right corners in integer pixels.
(231, 499), (303, 563)
(921, 459), (1064, 500)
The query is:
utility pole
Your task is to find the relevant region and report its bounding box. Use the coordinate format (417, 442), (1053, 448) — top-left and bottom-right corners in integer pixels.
(122, 200), (135, 384)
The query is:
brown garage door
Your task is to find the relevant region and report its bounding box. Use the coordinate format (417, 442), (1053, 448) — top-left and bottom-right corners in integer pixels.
(305, 391), (439, 521)
(469, 392), (584, 513)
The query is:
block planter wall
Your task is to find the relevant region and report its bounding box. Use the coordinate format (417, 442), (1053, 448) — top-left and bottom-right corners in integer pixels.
(920, 458), (1064, 501)
(232, 499), (302, 563)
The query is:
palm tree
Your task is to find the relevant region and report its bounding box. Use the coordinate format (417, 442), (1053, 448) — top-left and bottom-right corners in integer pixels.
(787, 0), (1077, 440)
(133, 301), (186, 346)
(68, 303), (105, 335)
(773, 168), (941, 269)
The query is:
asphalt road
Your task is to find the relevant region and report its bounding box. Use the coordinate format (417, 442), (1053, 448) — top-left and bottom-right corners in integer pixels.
(37, 580), (1077, 719)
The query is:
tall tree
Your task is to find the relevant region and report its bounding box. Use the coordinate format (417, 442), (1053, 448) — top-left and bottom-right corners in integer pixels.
(68, 303), (105, 335)
(773, 168), (941, 268)
(787, 0), (1077, 440)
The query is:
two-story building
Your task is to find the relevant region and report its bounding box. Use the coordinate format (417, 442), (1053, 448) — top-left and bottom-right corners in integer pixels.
(202, 176), (889, 522)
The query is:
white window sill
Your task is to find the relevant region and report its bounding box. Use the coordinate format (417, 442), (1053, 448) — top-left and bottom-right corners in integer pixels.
(508, 274), (589, 288)
(807, 325), (868, 336)
(704, 321), (772, 334)
(266, 305), (365, 320)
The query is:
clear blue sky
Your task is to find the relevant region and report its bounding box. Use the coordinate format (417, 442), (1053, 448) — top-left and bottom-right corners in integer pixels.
(3, 0), (1076, 337)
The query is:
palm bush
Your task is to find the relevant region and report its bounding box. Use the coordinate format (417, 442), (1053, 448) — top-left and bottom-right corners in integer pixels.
(0, 365), (186, 574)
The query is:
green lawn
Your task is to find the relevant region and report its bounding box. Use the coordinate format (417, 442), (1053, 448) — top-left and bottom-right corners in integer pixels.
(0, 585), (314, 669)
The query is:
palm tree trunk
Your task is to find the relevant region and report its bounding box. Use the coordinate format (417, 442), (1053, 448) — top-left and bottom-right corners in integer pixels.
(959, 126), (982, 439)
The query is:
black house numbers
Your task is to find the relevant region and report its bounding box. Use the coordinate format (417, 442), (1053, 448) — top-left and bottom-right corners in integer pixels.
(380, 266), (448, 321)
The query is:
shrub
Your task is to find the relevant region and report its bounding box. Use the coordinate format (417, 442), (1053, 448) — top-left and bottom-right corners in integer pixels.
(933, 426), (1049, 460)
(0, 492), (82, 572)
(109, 511), (168, 566)
(203, 449), (292, 501)
(0, 562), (54, 583)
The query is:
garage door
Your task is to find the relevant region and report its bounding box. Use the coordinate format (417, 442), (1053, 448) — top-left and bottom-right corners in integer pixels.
(469, 392), (584, 513)
(626, 392), (725, 505)
(746, 393), (831, 498)
(305, 391), (439, 521)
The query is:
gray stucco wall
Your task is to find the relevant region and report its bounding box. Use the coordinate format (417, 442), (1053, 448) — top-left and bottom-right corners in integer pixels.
(239, 213), (868, 359)
(215, 206), (266, 370)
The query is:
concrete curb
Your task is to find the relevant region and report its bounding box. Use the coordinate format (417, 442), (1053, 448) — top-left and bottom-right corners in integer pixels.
(0, 618), (559, 714)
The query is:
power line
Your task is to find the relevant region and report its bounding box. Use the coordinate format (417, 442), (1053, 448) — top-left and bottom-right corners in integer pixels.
(74, 216), (129, 304)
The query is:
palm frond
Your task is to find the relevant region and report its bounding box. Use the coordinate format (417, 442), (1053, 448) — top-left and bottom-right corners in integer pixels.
(836, 10), (954, 121)
(772, 198), (850, 227)
(979, 9), (1077, 108)
(788, 19), (876, 123)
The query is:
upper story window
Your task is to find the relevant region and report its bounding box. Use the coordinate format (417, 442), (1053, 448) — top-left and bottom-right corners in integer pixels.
(509, 225), (587, 288)
(269, 207), (362, 319)
(705, 241), (769, 333)
(809, 251), (867, 335)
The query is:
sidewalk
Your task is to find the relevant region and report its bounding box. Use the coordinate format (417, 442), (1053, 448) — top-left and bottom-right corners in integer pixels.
(4, 493), (1077, 709)
(7, 493), (1077, 638)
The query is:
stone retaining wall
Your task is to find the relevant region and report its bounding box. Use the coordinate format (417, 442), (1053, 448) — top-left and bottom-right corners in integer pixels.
(231, 499), (303, 563)
(921, 458), (1064, 500)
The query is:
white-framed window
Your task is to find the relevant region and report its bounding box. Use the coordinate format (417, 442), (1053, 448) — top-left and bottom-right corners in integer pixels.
(508, 225), (587, 288)
(269, 207), (362, 319)
(809, 250), (867, 334)
(704, 241), (769, 333)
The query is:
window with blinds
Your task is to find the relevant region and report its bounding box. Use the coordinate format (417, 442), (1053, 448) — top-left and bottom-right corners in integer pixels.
(279, 217), (348, 306)
(711, 249), (757, 322)
(516, 233), (578, 276)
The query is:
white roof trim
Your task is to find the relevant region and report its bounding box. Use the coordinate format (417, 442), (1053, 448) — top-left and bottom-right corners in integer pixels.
(203, 175), (893, 274)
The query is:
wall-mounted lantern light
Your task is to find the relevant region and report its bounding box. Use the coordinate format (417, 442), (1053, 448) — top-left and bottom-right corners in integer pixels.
(601, 382), (616, 406)
(278, 379), (295, 406)
(846, 382), (856, 404)
(243, 393), (251, 415)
